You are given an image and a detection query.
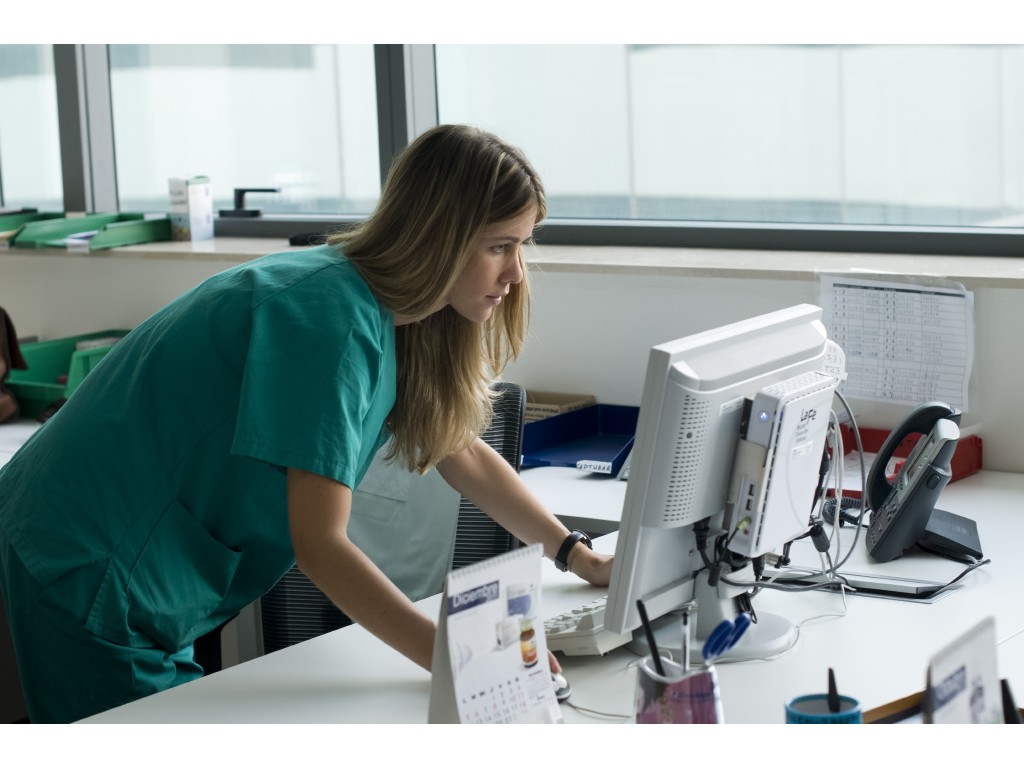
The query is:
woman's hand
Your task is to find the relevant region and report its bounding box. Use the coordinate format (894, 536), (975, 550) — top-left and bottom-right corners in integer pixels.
(568, 545), (613, 587)
(548, 649), (562, 675)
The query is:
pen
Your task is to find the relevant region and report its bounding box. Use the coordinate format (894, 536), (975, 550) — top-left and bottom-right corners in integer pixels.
(636, 599), (665, 676)
(681, 611), (690, 674)
(828, 667), (840, 713)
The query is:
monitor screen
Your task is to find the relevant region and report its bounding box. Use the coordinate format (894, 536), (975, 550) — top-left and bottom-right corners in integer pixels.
(603, 303), (841, 661)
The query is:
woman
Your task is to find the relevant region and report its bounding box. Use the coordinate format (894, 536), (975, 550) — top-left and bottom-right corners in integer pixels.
(0, 124), (612, 723)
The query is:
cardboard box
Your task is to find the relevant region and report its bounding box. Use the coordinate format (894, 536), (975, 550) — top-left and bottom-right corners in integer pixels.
(169, 176), (213, 241)
(524, 390), (596, 424)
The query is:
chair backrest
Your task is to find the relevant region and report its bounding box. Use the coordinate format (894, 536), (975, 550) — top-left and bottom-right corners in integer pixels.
(259, 381), (527, 654)
(259, 566), (355, 653)
(450, 381), (525, 569)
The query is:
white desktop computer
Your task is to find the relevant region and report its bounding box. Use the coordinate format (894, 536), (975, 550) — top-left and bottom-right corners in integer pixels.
(546, 304), (843, 661)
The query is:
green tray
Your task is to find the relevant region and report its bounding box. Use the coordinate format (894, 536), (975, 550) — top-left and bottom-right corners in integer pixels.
(0, 211), (64, 249)
(0, 210), (63, 233)
(11, 213), (171, 251)
(7, 329), (129, 418)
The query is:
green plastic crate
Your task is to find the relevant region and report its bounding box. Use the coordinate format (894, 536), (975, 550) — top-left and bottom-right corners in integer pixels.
(0, 211), (63, 250)
(0, 210), (63, 234)
(7, 329), (129, 418)
(10, 213), (171, 251)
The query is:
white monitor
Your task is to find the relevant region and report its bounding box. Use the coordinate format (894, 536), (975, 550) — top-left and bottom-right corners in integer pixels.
(604, 303), (840, 661)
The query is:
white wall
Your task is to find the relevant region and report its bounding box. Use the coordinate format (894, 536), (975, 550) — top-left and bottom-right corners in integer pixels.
(2, 251), (1021, 473)
(503, 268), (1023, 473)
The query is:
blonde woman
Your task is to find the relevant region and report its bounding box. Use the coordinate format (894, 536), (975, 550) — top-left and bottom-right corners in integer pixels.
(0, 124), (612, 723)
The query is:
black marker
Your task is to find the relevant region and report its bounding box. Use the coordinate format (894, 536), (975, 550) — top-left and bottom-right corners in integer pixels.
(827, 667), (840, 713)
(636, 599), (665, 676)
(681, 611), (690, 674)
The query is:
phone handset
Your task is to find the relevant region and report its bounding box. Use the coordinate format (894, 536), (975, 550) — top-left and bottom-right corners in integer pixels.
(865, 401), (961, 562)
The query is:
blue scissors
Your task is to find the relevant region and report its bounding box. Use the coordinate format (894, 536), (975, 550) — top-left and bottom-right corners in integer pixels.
(702, 612), (752, 663)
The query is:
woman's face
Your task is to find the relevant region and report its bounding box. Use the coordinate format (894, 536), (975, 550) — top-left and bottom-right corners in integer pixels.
(444, 207), (535, 323)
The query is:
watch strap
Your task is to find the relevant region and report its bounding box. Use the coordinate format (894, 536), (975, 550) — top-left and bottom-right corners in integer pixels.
(555, 530), (592, 572)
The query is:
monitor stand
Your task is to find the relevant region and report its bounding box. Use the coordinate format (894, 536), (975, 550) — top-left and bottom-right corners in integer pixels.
(624, 569), (798, 665)
(691, 568), (798, 664)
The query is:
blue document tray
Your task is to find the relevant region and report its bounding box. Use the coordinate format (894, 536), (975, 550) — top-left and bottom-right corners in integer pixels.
(521, 404), (639, 475)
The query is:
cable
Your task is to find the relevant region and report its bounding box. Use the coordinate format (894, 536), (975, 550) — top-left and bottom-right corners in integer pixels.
(822, 496), (866, 527)
(721, 570), (851, 594)
(829, 389), (869, 573)
(795, 582), (851, 627)
(565, 701), (631, 721)
(825, 417), (844, 577)
(913, 557), (992, 599)
(564, 656), (657, 721)
(761, 555), (990, 600)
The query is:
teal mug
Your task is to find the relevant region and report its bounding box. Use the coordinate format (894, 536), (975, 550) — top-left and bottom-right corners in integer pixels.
(785, 693), (862, 724)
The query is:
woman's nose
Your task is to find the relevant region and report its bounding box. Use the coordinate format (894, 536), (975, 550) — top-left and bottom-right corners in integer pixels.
(504, 250), (524, 285)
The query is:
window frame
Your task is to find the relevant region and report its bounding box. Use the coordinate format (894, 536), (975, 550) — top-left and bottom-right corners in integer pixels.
(49, 43), (1024, 257)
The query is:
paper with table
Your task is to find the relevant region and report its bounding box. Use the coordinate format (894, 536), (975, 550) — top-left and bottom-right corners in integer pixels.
(820, 274), (974, 411)
(428, 543), (562, 724)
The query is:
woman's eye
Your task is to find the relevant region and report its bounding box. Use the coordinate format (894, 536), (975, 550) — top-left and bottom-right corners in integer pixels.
(491, 244), (508, 254)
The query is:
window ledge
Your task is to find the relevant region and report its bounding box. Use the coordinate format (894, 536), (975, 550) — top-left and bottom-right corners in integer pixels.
(0, 237), (304, 264)
(5, 238), (1024, 289)
(528, 244), (1024, 289)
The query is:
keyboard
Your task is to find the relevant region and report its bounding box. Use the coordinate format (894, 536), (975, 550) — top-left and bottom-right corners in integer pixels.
(543, 596), (633, 656)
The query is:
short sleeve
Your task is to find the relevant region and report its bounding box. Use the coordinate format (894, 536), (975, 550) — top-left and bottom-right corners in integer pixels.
(230, 260), (395, 488)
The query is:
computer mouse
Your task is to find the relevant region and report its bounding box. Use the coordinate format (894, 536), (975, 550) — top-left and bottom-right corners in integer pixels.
(551, 671), (572, 703)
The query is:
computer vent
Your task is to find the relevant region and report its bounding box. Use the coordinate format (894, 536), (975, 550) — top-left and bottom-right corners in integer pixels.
(764, 370), (830, 398)
(661, 394), (710, 525)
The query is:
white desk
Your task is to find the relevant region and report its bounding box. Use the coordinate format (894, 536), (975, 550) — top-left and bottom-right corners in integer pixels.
(0, 419), (39, 470)
(80, 469), (1024, 724)
(520, 465), (626, 535)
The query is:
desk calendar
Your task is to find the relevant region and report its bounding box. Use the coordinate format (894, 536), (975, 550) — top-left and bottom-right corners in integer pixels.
(428, 544), (562, 724)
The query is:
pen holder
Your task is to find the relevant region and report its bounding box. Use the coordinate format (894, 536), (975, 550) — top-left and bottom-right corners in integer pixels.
(635, 655), (723, 724)
(785, 694), (862, 724)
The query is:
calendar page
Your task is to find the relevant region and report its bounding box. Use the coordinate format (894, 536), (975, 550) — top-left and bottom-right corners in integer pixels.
(926, 616), (1002, 723)
(428, 544), (562, 724)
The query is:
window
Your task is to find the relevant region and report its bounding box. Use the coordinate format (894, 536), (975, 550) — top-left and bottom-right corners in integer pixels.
(13, 44), (1024, 255)
(109, 44), (380, 216)
(436, 44), (1024, 230)
(0, 44), (62, 211)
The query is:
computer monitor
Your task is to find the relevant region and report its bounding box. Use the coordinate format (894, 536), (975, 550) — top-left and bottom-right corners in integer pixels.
(604, 303), (841, 662)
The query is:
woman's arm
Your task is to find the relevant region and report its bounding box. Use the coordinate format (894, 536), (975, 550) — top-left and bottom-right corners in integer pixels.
(286, 466), (436, 670)
(436, 437), (613, 586)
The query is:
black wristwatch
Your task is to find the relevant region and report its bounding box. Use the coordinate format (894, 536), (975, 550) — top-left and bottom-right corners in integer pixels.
(555, 530), (592, 572)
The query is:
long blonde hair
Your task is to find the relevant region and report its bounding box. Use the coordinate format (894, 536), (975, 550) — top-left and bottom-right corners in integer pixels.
(329, 125), (546, 472)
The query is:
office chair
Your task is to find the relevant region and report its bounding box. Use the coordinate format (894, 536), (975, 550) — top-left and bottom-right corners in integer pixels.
(450, 381), (525, 568)
(258, 381), (527, 655)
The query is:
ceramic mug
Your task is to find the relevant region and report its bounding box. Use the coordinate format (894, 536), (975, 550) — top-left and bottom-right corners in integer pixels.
(785, 693), (862, 724)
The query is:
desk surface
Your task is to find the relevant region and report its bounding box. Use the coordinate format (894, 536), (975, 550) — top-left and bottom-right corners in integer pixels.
(80, 469), (1024, 724)
(0, 419), (38, 470)
(520, 465), (626, 535)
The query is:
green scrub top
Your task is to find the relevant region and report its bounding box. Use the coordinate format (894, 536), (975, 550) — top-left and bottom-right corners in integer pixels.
(0, 244), (396, 652)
